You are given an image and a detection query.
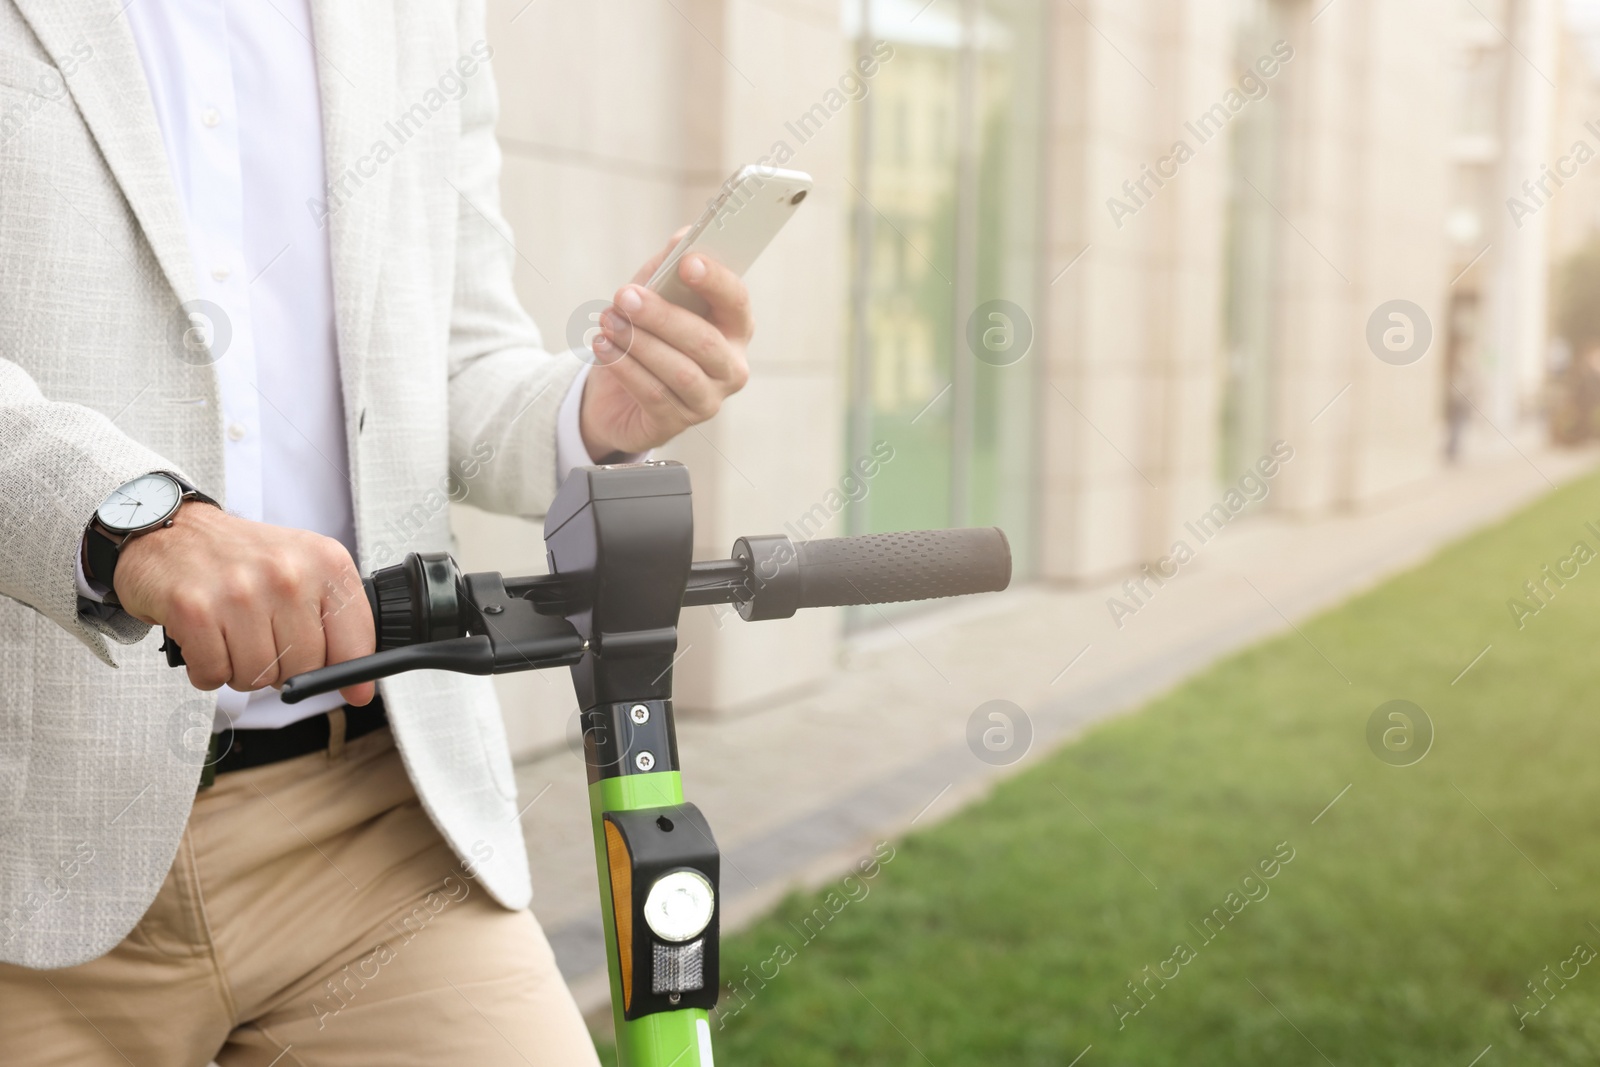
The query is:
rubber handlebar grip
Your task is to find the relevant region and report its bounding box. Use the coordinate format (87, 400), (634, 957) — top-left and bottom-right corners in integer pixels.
(792, 527), (1011, 608)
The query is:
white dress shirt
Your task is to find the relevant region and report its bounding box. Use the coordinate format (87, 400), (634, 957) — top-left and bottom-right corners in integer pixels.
(89, 0), (602, 730)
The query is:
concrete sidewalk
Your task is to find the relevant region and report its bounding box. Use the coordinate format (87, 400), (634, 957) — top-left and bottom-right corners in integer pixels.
(509, 443), (1600, 1018)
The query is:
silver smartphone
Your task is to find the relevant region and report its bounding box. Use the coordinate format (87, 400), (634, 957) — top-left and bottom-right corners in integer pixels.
(647, 164), (813, 317)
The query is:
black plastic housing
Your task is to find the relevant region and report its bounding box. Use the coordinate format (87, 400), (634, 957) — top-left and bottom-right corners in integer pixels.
(545, 462), (694, 708)
(368, 551), (463, 650)
(604, 803), (720, 1021)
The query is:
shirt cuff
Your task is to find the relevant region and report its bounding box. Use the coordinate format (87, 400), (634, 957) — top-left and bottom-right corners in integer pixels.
(555, 362), (648, 484)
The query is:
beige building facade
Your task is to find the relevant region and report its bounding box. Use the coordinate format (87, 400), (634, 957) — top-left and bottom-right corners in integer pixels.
(456, 0), (1590, 756)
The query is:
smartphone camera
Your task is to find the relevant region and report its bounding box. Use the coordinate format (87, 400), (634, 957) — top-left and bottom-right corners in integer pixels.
(789, 190), (807, 205)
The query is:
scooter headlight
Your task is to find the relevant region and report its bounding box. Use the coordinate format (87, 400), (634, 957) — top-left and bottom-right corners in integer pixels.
(643, 869), (716, 943)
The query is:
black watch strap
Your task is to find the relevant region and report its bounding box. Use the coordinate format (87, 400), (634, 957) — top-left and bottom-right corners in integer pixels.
(84, 524), (121, 595)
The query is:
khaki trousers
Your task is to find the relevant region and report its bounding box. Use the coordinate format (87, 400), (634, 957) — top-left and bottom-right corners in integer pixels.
(0, 727), (601, 1067)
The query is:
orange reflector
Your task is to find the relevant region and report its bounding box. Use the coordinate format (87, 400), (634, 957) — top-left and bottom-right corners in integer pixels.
(604, 820), (634, 1011)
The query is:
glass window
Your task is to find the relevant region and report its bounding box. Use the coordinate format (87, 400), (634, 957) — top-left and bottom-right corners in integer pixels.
(1221, 0), (1287, 482)
(841, 0), (1046, 614)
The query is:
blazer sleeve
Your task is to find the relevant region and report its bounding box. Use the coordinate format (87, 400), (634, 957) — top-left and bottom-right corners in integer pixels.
(0, 359), (183, 665)
(443, 0), (588, 520)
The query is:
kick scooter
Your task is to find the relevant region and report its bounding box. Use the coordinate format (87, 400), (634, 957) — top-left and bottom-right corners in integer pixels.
(177, 460), (1011, 1066)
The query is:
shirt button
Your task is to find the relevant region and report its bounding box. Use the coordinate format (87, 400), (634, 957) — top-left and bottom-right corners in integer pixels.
(201, 107), (221, 128)
(227, 422), (247, 442)
(211, 265), (231, 282)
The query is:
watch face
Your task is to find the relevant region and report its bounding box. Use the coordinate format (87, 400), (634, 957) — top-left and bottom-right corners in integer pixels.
(97, 473), (182, 533)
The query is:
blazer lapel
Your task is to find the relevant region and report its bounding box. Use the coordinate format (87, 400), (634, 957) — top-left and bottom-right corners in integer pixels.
(11, 0), (198, 310)
(307, 0), (395, 418)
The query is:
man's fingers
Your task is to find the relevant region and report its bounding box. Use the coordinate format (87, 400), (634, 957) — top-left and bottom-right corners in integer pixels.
(114, 505), (382, 704)
(221, 611), (280, 693)
(609, 285), (743, 384)
(600, 320), (722, 417)
(271, 598), (327, 690)
(321, 567), (376, 707)
(170, 619), (230, 691)
(594, 352), (692, 433)
(629, 225), (695, 286)
(674, 254), (752, 341)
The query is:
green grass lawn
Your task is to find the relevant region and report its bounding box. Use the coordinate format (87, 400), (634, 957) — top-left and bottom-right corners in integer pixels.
(601, 469), (1600, 1065)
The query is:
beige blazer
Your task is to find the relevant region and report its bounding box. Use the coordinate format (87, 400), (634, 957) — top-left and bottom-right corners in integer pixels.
(0, 0), (583, 966)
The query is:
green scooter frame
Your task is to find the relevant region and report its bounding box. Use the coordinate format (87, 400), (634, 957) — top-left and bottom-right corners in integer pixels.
(264, 461), (1012, 1066)
(591, 771), (709, 1064)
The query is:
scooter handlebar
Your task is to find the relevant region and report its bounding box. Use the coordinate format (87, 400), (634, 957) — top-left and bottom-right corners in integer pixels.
(162, 526), (1012, 684)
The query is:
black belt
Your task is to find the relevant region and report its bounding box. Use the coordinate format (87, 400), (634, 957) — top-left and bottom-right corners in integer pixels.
(201, 695), (388, 787)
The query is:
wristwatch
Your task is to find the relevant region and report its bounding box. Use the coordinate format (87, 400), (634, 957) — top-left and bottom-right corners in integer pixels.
(84, 472), (216, 598)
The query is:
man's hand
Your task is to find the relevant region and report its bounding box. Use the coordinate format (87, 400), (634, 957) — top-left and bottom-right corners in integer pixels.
(112, 504), (375, 705)
(579, 232), (754, 457)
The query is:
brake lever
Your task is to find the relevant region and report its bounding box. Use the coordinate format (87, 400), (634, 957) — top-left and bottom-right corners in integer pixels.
(279, 615), (588, 703)
(280, 636), (495, 704)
